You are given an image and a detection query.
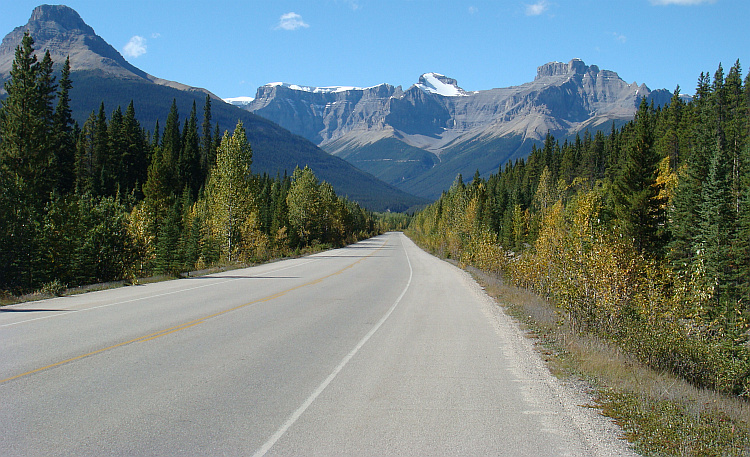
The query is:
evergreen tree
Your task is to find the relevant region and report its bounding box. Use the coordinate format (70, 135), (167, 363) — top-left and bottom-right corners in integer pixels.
(201, 95), (214, 179)
(52, 56), (76, 194)
(0, 32), (56, 203)
(153, 100), (181, 200)
(120, 101), (147, 196)
(612, 98), (666, 255)
(108, 106), (125, 193)
(75, 111), (97, 195)
(155, 200), (182, 275)
(0, 33), (55, 290)
(179, 101), (201, 198)
(695, 141), (734, 316)
(93, 103), (112, 196)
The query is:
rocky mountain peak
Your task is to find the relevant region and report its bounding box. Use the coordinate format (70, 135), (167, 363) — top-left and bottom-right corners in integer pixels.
(0, 3), (141, 80)
(535, 58), (591, 80)
(1, 5), (217, 97)
(29, 4), (93, 34)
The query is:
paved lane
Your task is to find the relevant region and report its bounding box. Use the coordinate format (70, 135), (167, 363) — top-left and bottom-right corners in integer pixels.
(0, 232), (634, 456)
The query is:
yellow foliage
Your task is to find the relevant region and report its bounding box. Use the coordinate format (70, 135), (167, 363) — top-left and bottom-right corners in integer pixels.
(127, 202), (155, 276)
(239, 211), (270, 262)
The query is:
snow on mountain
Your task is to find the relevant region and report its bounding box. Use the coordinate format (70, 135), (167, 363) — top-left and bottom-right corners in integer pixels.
(415, 73), (468, 97)
(234, 60), (674, 199)
(264, 82), (380, 94)
(223, 96), (255, 106)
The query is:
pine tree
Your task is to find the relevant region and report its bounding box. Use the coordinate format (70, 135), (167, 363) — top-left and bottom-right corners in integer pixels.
(108, 106), (125, 193)
(179, 101), (201, 198)
(0, 32), (56, 203)
(694, 141), (734, 317)
(613, 98), (666, 256)
(0, 32), (56, 290)
(155, 200), (182, 275)
(75, 111), (97, 195)
(153, 100), (181, 201)
(93, 103), (111, 196)
(120, 101), (147, 196)
(201, 95), (214, 179)
(52, 56), (76, 194)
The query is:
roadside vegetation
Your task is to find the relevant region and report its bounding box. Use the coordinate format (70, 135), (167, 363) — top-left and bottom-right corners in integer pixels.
(0, 33), (378, 297)
(408, 60), (750, 455)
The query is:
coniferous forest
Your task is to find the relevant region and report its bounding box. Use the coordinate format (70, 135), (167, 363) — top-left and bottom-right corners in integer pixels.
(0, 33), (377, 294)
(409, 61), (750, 397)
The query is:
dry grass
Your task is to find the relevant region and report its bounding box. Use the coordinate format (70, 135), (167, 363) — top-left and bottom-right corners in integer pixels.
(465, 265), (750, 456)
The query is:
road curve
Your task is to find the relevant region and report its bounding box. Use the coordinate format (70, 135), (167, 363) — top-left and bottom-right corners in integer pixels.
(0, 232), (635, 456)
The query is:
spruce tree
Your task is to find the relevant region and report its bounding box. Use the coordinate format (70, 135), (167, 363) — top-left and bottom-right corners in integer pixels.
(75, 111), (97, 195)
(52, 56), (76, 194)
(121, 101), (147, 196)
(93, 103), (111, 196)
(161, 100), (181, 189)
(695, 141), (736, 319)
(0, 32), (56, 203)
(0, 32), (56, 290)
(179, 101), (201, 198)
(155, 200), (182, 275)
(108, 106), (125, 194)
(612, 98), (666, 255)
(201, 95), (214, 179)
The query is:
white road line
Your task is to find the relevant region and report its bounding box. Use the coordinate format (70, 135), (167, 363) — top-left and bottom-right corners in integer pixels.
(252, 234), (413, 457)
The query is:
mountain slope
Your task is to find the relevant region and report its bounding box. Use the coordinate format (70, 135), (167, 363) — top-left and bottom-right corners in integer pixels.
(233, 60), (673, 199)
(0, 5), (425, 211)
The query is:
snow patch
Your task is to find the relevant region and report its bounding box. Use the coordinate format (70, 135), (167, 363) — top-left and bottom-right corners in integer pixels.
(265, 82), (382, 94)
(415, 73), (468, 97)
(223, 96), (255, 105)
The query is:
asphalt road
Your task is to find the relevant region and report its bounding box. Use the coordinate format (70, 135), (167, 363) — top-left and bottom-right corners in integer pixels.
(0, 232), (636, 456)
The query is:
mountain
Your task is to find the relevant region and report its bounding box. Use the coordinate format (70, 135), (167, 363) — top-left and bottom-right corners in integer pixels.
(232, 60), (674, 199)
(0, 5), (425, 211)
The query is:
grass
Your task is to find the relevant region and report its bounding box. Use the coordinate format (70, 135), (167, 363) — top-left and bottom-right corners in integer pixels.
(465, 264), (750, 457)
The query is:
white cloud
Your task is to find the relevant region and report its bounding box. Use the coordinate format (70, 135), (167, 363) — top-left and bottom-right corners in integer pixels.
(613, 32), (627, 43)
(650, 0), (716, 4)
(123, 36), (147, 58)
(525, 1), (549, 16)
(151, 32), (161, 39)
(468, 6), (479, 14)
(277, 12), (309, 30)
(343, 0), (361, 10)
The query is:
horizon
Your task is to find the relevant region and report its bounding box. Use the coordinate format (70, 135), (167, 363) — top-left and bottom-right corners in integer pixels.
(2, 1), (748, 99)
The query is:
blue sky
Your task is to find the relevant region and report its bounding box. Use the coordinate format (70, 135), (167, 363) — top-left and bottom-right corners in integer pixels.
(2, 1), (748, 98)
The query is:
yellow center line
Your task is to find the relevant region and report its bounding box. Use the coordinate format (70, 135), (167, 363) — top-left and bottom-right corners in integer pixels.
(1, 241), (387, 385)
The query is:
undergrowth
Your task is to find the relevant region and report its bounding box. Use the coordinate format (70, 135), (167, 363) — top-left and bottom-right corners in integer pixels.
(466, 264), (750, 457)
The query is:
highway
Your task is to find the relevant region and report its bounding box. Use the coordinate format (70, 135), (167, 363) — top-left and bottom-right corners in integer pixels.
(0, 232), (635, 456)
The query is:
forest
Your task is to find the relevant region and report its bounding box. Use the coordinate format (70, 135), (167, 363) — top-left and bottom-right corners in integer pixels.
(0, 33), (377, 294)
(409, 61), (750, 397)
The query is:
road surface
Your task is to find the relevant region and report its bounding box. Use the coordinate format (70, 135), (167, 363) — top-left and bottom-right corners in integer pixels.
(0, 232), (635, 456)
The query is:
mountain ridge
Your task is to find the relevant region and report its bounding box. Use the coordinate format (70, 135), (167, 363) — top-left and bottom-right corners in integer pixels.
(229, 59), (674, 198)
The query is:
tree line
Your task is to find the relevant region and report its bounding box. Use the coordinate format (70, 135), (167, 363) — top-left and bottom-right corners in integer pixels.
(409, 60), (750, 396)
(0, 33), (376, 294)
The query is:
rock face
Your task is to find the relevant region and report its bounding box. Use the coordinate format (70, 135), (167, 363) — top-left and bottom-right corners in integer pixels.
(0, 5), (211, 96)
(233, 59), (672, 198)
